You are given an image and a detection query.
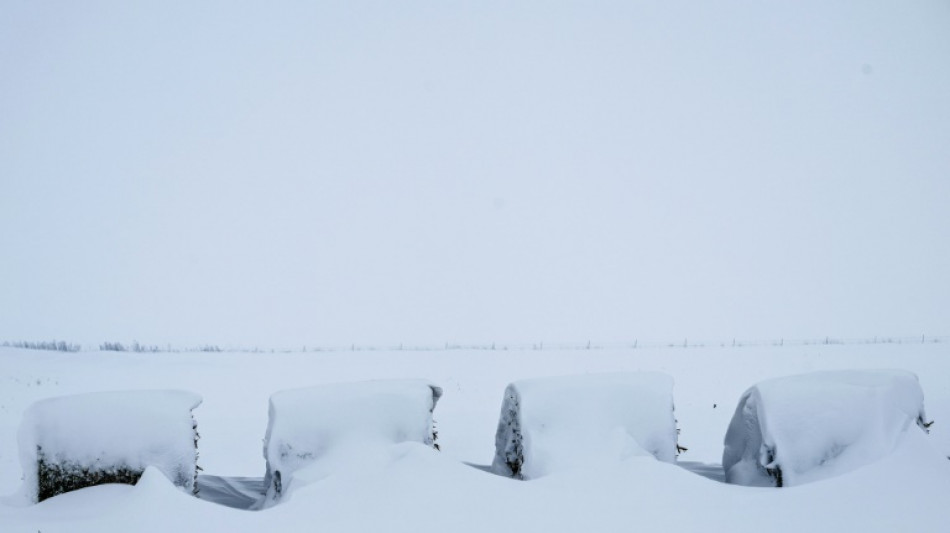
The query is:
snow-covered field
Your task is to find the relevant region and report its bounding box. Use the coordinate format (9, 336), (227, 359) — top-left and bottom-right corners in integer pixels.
(1, 342), (949, 532)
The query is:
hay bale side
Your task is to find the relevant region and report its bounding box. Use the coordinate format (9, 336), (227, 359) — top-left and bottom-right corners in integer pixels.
(723, 370), (929, 487)
(492, 384), (525, 479)
(491, 372), (678, 480)
(260, 380), (441, 507)
(720, 389), (783, 487)
(37, 448), (144, 501)
(19, 390), (202, 503)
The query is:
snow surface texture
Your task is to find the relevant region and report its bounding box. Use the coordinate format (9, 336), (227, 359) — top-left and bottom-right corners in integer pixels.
(2, 344), (950, 532)
(17, 390), (202, 502)
(260, 379), (441, 507)
(722, 370), (930, 487)
(492, 372), (677, 479)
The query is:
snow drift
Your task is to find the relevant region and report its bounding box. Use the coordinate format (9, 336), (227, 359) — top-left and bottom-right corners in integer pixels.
(17, 390), (202, 502)
(492, 372), (678, 479)
(260, 379), (442, 507)
(722, 370), (931, 487)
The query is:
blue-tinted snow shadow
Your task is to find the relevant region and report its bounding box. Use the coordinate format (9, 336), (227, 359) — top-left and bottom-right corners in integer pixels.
(463, 462), (495, 474)
(196, 475), (265, 510)
(467, 460), (726, 483)
(677, 461), (726, 483)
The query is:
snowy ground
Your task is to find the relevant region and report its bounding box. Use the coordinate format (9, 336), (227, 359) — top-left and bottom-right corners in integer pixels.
(1, 342), (949, 532)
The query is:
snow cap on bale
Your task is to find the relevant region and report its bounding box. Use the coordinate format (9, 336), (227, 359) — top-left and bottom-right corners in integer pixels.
(17, 389), (202, 503)
(492, 372), (678, 480)
(722, 369), (930, 487)
(260, 379), (442, 507)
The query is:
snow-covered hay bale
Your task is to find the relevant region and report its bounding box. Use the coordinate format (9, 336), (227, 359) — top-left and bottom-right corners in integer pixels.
(491, 372), (678, 480)
(18, 390), (202, 503)
(722, 370), (931, 487)
(261, 379), (442, 506)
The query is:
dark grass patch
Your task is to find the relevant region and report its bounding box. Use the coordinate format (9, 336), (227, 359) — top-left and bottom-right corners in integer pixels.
(34, 413), (200, 502)
(37, 448), (143, 502)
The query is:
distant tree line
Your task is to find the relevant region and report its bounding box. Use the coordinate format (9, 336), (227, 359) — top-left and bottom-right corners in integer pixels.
(1, 340), (81, 352)
(3, 336), (946, 355)
(99, 341), (221, 353)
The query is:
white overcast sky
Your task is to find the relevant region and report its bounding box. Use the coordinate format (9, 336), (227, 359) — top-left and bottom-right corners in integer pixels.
(1, 1), (948, 348)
